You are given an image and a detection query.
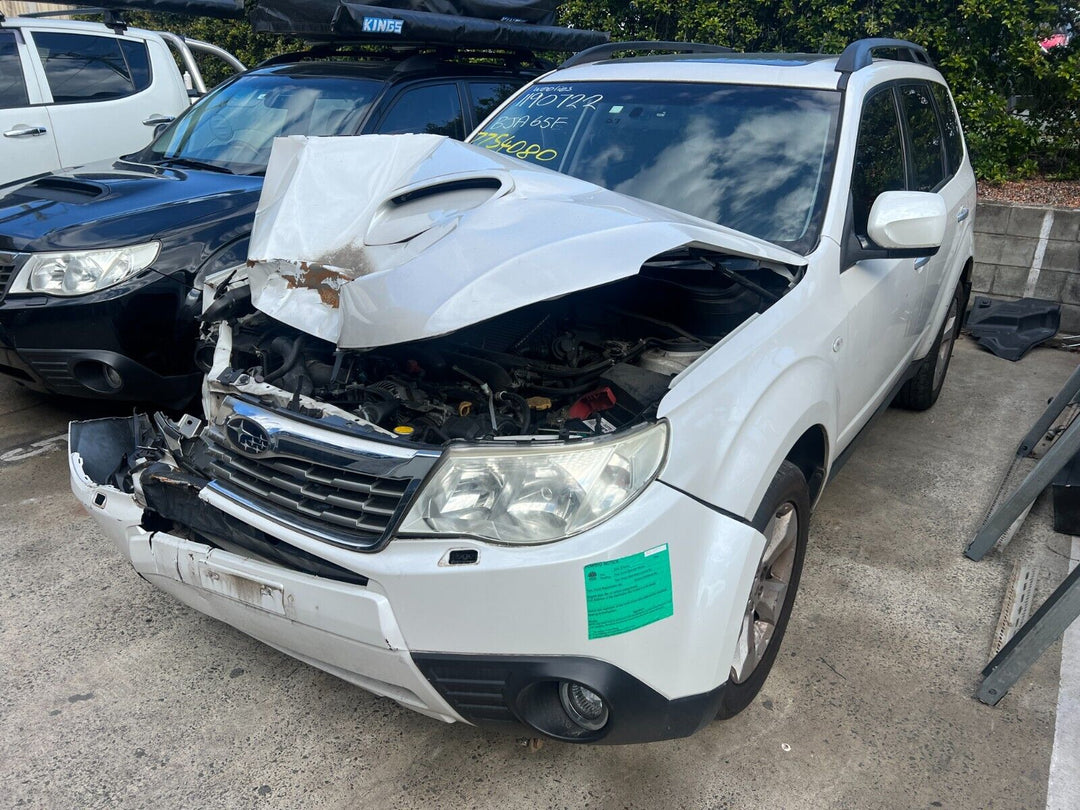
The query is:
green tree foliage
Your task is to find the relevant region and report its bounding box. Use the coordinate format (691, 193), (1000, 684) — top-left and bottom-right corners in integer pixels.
(559, 0), (1080, 180)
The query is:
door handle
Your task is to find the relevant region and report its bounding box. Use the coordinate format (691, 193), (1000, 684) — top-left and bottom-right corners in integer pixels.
(142, 114), (174, 127)
(956, 206), (970, 223)
(3, 125), (48, 138)
(914, 256), (931, 269)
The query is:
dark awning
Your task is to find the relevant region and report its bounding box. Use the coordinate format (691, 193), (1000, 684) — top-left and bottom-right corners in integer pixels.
(250, 0), (608, 51)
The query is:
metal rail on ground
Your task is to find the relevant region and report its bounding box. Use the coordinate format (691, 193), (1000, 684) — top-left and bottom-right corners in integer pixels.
(967, 363), (1080, 704)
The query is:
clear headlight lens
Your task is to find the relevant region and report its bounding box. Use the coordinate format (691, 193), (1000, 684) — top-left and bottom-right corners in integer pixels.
(399, 421), (668, 545)
(13, 242), (160, 296)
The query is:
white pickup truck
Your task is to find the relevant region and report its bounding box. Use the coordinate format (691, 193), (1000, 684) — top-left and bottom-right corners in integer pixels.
(0, 14), (242, 186)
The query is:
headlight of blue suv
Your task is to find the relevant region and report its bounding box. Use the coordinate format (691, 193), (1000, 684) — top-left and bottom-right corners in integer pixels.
(398, 421), (668, 545)
(13, 242), (160, 296)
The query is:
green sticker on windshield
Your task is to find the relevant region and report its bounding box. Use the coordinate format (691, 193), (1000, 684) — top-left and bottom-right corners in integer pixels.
(584, 545), (673, 639)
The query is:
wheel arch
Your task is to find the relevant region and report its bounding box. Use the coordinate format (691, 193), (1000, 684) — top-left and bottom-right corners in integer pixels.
(660, 355), (838, 521)
(784, 424), (830, 506)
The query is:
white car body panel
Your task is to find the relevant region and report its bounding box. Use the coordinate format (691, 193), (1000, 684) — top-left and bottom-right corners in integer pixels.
(246, 135), (805, 347)
(71, 427), (765, 703)
(1, 18), (202, 186)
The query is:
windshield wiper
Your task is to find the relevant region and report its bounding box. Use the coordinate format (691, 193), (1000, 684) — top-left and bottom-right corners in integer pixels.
(156, 157), (235, 175)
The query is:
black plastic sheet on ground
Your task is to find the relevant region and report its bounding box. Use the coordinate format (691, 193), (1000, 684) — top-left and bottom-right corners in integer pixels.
(250, 0), (608, 50)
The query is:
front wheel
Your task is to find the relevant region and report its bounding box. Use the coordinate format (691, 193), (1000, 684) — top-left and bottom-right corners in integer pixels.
(895, 283), (963, 411)
(716, 461), (810, 719)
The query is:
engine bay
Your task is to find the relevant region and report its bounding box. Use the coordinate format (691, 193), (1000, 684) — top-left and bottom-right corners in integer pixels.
(200, 250), (798, 446)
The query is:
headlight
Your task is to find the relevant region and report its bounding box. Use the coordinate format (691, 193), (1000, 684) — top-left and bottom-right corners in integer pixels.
(12, 242), (160, 296)
(399, 421), (668, 545)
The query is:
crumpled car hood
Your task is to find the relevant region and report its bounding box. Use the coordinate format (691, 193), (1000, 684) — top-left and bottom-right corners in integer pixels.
(246, 134), (807, 347)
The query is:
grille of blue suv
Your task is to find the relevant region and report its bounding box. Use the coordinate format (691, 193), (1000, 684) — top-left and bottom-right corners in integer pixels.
(0, 253), (17, 304)
(201, 430), (416, 551)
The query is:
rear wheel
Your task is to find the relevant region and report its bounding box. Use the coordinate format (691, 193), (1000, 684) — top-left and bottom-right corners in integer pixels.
(894, 283), (963, 411)
(716, 461), (810, 719)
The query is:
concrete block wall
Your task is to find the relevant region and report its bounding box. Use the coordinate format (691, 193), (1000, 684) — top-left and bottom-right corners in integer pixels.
(974, 201), (1080, 331)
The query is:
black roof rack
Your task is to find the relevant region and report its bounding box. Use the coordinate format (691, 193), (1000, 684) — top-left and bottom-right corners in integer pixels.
(834, 38), (933, 88)
(258, 42), (551, 72)
(560, 40), (733, 69)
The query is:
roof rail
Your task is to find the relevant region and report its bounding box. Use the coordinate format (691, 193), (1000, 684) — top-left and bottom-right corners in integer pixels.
(834, 38), (933, 88)
(560, 40), (733, 69)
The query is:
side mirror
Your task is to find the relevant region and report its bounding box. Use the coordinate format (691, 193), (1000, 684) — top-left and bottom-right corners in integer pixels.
(867, 190), (947, 250)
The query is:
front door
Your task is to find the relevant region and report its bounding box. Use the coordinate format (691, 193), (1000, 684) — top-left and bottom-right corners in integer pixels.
(0, 30), (59, 186)
(837, 86), (926, 440)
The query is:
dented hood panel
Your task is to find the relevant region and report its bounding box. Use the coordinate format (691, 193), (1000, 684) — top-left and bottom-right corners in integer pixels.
(247, 135), (807, 346)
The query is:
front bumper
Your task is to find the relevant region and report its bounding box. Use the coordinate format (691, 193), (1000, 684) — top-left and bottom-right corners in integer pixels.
(70, 414), (765, 743)
(0, 269), (201, 404)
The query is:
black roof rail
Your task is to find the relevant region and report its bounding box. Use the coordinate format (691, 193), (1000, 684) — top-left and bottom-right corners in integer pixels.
(834, 38), (933, 88)
(560, 40), (733, 69)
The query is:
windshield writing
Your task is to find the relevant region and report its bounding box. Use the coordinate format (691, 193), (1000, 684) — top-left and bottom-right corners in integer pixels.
(471, 81), (840, 251)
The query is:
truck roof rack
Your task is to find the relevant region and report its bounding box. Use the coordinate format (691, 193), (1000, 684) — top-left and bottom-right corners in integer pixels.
(834, 38), (933, 88)
(560, 40), (734, 69)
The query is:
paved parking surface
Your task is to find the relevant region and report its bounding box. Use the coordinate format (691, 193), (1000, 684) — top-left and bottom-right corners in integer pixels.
(1, 338), (1075, 809)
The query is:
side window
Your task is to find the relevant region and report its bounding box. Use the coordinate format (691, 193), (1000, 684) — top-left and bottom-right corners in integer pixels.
(119, 39), (152, 93)
(468, 81), (518, 125)
(851, 89), (906, 236)
(0, 31), (30, 109)
(33, 32), (135, 103)
(377, 83), (464, 139)
(930, 82), (965, 176)
(899, 83), (946, 191)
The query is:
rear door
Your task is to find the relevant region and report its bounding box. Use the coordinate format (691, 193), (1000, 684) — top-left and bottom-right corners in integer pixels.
(26, 29), (172, 168)
(370, 81), (466, 138)
(896, 81), (961, 334)
(0, 28), (59, 185)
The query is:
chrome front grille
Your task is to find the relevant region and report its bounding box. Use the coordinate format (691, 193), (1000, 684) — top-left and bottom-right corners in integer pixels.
(202, 428), (419, 551)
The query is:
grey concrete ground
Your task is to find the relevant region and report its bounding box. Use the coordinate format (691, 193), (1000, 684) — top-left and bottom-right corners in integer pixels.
(0, 338), (1075, 809)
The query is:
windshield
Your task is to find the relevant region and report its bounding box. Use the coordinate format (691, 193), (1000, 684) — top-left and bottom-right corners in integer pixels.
(470, 81), (840, 252)
(141, 73), (383, 175)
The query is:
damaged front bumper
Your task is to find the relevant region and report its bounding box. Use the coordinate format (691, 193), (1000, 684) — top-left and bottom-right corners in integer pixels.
(70, 410), (765, 743)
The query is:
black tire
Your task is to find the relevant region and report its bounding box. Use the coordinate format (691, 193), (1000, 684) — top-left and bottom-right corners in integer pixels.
(715, 460), (810, 719)
(894, 282), (963, 411)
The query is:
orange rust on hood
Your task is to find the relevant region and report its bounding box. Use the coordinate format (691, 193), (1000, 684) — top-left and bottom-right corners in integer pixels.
(283, 265), (351, 308)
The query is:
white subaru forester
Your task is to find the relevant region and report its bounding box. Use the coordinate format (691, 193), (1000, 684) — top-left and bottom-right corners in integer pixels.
(70, 38), (975, 744)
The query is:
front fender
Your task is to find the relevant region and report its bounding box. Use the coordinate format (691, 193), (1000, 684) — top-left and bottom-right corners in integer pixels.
(655, 266), (841, 520)
(660, 357), (836, 520)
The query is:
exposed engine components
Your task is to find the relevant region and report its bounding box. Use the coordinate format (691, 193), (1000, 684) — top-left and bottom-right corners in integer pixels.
(207, 252), (796, 446)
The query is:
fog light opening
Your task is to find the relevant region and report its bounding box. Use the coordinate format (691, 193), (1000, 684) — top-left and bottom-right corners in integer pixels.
(72, 360), (125, 393)
(559, 681), (609, 731)
(514, 679), (610, 741)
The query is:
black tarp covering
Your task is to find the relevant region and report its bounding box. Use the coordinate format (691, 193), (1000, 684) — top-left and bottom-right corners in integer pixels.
(250, 0), (608, 50)
(87, 0), (244, 18)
